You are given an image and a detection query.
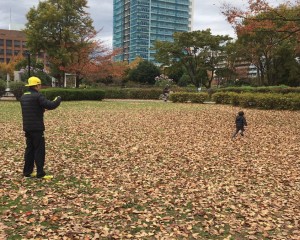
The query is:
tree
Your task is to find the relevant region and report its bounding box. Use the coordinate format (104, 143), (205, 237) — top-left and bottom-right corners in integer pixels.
(163, 64), (184, 84)
(222, 0), (300, 50)
(0, 53), (24, 81)
(272, 42), (300, 86)
(127, 60), (161, 85)
(24, 0), (96, 87)
(15, 57), (52, 86)
(222, 0), (300, 86)
(59, 32), (127, 87)
(153, 30), (231, 89)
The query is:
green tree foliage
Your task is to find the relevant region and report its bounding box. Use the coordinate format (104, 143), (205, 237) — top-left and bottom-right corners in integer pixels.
(15, 58), (52, 86)
(127, 60), (161, 85)
(163, 64), (184, 84)
(24, 0), (96, 86)
(272, 43), (300, 87)
(153, 29), (231, 89)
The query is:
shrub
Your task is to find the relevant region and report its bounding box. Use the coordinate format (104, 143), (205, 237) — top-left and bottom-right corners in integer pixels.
(10, 81), (26, 100)
(154, 74), (174, 87)
(272, 87), (300, 94)
(237, 93), (257, 108)
(217, 86), (253, 93)
(217, 86), (300, 94)
(236, 93), (300, 110)
(212, 92), (300, 110)
(190, 93), (208, 103)
(0, 80), (6, 97)
(254, 94), (282, 110)
(288, 94), (300, 110)
(40, 88), (105, 101)
(103, 88), (129, 99)
(169, 93), (189, 103)
(127, 88), (162, 99)
(169, 92), (208, 103)
(104, 88), (162, 100)
(211, 92), (231, 104)
(228, 92), (239, 106)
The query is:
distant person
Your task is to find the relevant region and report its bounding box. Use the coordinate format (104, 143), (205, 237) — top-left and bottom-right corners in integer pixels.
(232, 111), (247, 139)
(162, 84), (170, 102)
(20, 76), (61, 179)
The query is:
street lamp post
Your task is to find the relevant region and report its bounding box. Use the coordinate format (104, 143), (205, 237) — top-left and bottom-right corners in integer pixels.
(25, 50), (31, 77)
(5, 73), (10, 96)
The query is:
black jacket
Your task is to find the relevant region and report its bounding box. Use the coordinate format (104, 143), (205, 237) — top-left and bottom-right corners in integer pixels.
(20, 89), (61, 131)
(235, 115), (247, 128)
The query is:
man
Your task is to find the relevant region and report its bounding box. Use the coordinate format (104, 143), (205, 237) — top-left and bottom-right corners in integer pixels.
(20, 76), (61, 179)
(162, 84), (170, 102)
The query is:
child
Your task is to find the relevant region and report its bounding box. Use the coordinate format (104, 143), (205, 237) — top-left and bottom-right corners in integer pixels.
(232, 111), (247, 139)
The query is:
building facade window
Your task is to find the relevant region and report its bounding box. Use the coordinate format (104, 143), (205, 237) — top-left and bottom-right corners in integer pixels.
(0, 29), (29, 64)
(14, 40), (21, 47)
(6, 49), (13, 56)
(113, 0), (193, 62)
(6, 40), (12, 47)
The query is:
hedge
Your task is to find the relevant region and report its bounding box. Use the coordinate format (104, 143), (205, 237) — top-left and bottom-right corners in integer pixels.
(211, 92), (232, 104)
(40, 88), (105, 101)
(104, 88), (162, 99)
(212, 92), (300, 110)
(0, 80), (6, 97)
(169, 92), (208, 103)
(217, 86), (300, 94)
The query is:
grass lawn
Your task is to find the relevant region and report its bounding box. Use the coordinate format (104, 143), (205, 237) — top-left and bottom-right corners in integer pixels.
(0, 100), (299, 239)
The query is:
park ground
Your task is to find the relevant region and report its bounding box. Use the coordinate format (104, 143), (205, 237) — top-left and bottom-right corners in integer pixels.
(0, 100), (299, 239)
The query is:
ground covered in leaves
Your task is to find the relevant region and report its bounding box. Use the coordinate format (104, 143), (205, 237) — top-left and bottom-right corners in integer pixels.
(1, 100), (299, 239)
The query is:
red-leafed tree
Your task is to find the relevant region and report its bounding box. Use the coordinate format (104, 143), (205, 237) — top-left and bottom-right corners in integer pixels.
(222, 0), (300, 86)
(58, 31), (127, 87)
(25, 0), (127, 88)
(222, 0), (300, 47)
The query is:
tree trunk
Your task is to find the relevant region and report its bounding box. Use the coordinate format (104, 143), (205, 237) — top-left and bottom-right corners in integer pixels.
(75, 72), (80, 88)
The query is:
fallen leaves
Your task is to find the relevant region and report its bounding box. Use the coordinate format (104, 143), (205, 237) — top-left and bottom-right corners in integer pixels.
(0, 101), (299, 239)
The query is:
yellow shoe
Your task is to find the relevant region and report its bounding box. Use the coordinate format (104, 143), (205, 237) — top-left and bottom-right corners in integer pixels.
(40, 175), (53, 180)
(24, 172), (37, 178)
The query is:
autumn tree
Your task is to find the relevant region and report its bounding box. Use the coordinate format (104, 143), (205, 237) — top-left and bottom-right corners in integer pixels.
(153, 30), (231, 89)
(24, 0), (96, 87)
(0, 53), (24, 80)
(222, 0), (300, 45)
(222, 0), (300, 86)
(59, 31), (127, 87)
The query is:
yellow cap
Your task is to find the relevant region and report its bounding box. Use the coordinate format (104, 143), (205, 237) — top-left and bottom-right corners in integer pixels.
(25, 76), (42, 87)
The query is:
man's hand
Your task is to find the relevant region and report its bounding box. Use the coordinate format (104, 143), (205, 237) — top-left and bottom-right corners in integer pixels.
(53, 96), (61, 102)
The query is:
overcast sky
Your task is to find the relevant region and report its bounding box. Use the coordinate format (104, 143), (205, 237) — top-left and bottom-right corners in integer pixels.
(0, 0), (288, 47)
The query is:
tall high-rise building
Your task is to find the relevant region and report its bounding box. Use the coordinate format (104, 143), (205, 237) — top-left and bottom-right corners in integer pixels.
(113, 0), (193, 62)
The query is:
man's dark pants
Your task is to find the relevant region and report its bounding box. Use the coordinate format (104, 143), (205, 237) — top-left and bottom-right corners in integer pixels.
(23, 131), (46, 178)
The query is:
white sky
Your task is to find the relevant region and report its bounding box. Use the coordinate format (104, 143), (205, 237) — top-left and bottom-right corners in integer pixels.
(0, 0), (289, 47)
